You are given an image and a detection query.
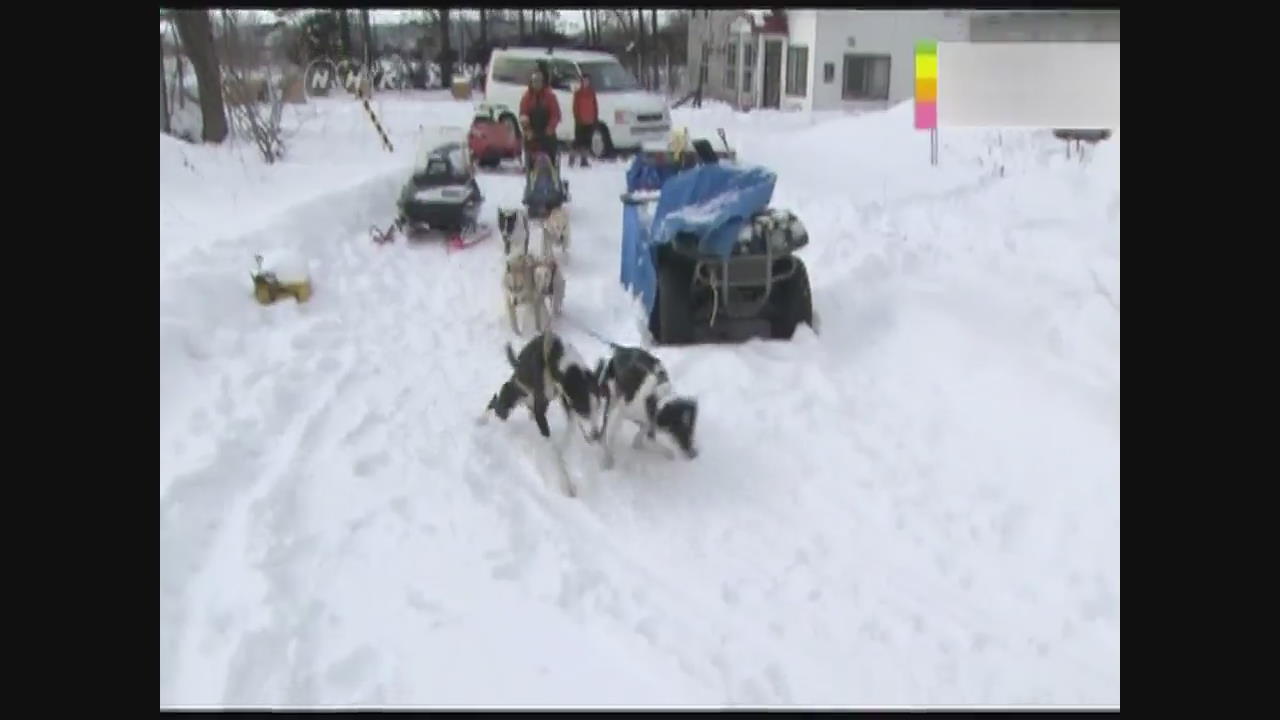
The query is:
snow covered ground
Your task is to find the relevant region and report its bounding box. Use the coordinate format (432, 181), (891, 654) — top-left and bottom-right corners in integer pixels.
(159, 93), (1119, 707)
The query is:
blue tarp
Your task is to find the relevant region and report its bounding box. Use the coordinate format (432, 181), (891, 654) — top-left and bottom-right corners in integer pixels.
(619, 161), (778, 317)
(649, 163), (776, 258)
(625, 153), (697, 193)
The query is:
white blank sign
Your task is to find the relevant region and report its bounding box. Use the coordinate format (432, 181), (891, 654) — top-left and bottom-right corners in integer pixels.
(937, 42), (1119, 129)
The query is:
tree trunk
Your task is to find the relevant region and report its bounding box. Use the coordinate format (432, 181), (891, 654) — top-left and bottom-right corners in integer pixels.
(337, 11), (353, 60)
(176, 37), (185, 109)
(636, 9), (647, 90)
(438, 8), (453, 89)
(695, 43), (708, 108)
(479, 9), (488, 49)
(361, 9), (374, 67)
(160, 33), (170, 133)
(518, 10), (526, 42)
(650, 10), (661, 91)
(173, 10), (228, 144)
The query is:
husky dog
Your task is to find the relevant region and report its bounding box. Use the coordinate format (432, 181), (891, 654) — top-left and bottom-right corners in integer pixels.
(502, 255), (542, 336)
(540, 206), (571, 261)
(498, 207), (540, 335)
(593, 345), (699, 470)
(480, 332), (603, 495)
(533, 261), (564, 322)
(497, 207), (531, 258)
(501, 207), (563, 335)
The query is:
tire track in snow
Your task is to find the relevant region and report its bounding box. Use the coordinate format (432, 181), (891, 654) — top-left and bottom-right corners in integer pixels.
(161, 316), (354, 704)
(219, 334), (363, 704)
(161, 167), (415, 704)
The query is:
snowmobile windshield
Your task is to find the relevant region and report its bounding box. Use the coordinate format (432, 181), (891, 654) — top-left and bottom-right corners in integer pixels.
(578, 61), (641, 93)
(413, 145), (470, 185)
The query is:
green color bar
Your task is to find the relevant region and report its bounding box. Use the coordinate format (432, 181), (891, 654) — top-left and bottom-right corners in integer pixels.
(915, 40), (937, 56)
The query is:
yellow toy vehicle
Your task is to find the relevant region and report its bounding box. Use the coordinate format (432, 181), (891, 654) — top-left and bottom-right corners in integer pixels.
(251, 253), (312, 305)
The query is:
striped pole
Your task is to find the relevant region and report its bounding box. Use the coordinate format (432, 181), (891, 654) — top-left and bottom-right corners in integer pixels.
(360, 95), (394, 153)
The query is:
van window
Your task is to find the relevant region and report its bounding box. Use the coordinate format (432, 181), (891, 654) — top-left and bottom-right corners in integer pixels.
(548, 59), (580, 91)
(578, 60), (641, 93)
(491, 55), (540, 85)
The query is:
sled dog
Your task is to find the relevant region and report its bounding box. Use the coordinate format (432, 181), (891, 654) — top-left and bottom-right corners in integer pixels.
(593, 344), (699, 470)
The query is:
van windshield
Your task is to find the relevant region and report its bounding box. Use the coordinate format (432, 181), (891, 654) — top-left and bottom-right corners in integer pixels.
(578, 61), (641, 93)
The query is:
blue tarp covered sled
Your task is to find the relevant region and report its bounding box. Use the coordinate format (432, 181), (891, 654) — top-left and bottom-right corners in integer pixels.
(620, 156), (777, 317)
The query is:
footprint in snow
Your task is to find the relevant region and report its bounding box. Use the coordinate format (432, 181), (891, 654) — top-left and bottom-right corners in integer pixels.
(352, 452), (390, 477)
(323, 645), (379, 691)
(317, 354), (343, 375)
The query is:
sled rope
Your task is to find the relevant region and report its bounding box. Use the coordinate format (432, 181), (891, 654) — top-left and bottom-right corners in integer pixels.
(561, 316), (626, 350)
(360, 96), (394, 153)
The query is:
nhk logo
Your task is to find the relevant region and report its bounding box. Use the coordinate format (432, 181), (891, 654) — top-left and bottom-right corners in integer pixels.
(303, 58), (367, 98)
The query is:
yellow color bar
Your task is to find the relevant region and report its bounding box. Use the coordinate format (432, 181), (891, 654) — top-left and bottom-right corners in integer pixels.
(916, 53), (937, 80)
(915, 77), (937, 102)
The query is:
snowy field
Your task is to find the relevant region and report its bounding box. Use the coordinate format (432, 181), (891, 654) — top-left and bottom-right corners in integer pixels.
(159, 92), (1120, 707)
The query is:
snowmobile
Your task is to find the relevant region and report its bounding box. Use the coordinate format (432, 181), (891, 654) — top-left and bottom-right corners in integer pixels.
(469, 102), (524, 173)
(371, 128), (493, 249)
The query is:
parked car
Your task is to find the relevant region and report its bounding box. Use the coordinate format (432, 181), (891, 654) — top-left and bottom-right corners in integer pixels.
(484, 47), (671, 158)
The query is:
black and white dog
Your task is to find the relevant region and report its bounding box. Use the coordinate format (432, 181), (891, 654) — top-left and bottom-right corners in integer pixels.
(594, 345), (699, 470)
(481, 331), (602, 450)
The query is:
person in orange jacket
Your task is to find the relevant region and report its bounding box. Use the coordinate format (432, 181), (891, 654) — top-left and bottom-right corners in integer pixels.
(570, 72), (599, 168)
(518, 69), (561, 168)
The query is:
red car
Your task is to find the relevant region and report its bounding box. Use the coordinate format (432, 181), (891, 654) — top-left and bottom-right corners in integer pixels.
(468, 105), (522, 170)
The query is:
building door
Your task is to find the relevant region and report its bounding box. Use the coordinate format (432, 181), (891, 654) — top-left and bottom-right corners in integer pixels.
(762, 39), (783, 108)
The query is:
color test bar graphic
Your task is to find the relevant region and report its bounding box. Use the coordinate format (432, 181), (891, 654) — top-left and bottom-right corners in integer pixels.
(915, 40), (937, 130)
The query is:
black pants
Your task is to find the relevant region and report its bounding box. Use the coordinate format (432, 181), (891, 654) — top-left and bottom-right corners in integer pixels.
(574, 123), (595, 151)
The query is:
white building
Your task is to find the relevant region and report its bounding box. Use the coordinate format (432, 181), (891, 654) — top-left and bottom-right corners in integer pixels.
(687, 10), (1119, 113)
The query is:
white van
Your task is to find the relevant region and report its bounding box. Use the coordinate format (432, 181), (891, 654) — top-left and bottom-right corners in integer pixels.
(484, 47), (671, 158)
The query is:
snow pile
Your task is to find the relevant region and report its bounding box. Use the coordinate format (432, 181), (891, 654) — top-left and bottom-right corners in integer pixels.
(161, 94), (1119, 707)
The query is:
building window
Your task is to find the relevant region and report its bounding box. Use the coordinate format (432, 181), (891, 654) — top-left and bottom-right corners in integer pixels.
(842, 54), (891, 101)
(725, 40), (738, 90)
(743, 41), (756, 94)
(823, 62), (835, 83)
(785, 45), (808, 97)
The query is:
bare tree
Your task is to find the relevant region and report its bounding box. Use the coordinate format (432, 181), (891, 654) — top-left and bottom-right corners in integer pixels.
(361, 9), (374, 67)
(650, 10), (660, 90)
(479, 9), (488, 51)
(218, 11), (285, 162)
(439, 8), (453, 87)
(518, 10), (526, 42)
(611, 10), (634, 36)
(337, 10), (353, 60)
(160, 33), (170, 133)
(636, 9), (647, 89)
(172, 10), (228, 143)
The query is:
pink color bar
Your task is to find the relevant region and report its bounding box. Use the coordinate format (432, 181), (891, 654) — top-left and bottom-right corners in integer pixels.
(915, 101), (937, 130)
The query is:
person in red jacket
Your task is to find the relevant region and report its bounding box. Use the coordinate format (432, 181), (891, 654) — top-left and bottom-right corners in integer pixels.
(570, 72), (599, 168)
(518, 69), (561, 168)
